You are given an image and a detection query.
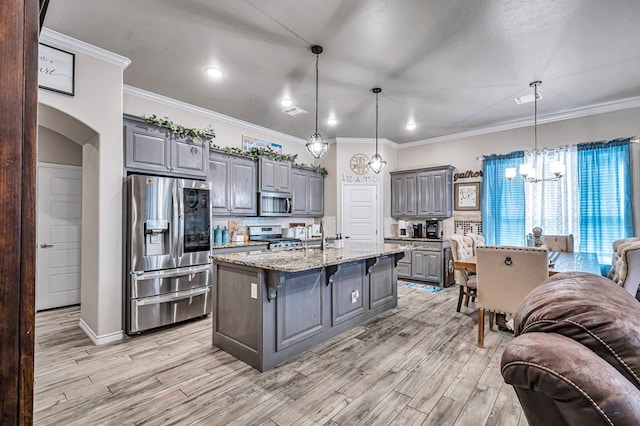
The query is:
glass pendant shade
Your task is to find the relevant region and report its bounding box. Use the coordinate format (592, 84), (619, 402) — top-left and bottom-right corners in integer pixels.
(368, 87), (386, 174)
(306, 45), (329, 159)
(306, 133), (328, 159)
(368, 153), (386, 174)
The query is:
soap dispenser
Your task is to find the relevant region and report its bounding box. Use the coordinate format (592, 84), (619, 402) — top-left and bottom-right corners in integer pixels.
(222, 226), (229, 243)
(214, 225), (222, 244)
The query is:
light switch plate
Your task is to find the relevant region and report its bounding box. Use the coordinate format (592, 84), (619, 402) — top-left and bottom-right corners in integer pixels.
(250, 283), (258, 299)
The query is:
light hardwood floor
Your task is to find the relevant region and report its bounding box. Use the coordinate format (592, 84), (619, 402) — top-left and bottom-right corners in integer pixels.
(34, 284), (526, 425)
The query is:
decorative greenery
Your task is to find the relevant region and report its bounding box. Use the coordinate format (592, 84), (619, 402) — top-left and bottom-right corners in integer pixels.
(209, 145), (328, 177)
(144, 114), (328, 177)
(145, 114), (215, 141)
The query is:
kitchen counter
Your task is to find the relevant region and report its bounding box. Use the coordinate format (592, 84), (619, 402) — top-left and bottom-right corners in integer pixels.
(210, 241), (411, 273)
(211, 241), (408, 371)
(385, 237), (446, 242)
(211, 241), (267, 250)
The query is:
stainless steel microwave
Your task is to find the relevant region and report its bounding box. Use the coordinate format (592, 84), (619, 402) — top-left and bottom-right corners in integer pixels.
(258, 192), (292, 216)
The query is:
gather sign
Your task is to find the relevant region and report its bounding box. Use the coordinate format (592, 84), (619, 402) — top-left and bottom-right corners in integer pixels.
(453, 170), (483, 181)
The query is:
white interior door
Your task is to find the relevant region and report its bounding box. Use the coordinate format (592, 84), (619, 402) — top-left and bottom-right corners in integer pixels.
(341, 184), (378, 244)
(37, 163), (82, 311)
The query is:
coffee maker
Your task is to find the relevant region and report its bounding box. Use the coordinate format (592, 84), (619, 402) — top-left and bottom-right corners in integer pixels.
(397, 220), (408, 238)
(425, 220), (440, 239)
(412, 223), (423, 238)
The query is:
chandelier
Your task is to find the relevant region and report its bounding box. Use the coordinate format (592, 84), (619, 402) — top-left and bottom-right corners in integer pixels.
(368, 87), (387, 174)
(305, 45), (329, 159)
(506, 81), (564, 183)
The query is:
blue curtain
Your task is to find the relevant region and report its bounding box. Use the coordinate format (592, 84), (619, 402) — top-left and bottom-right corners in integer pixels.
(577, 138), (634, 266)
(482, 152), (526, 245)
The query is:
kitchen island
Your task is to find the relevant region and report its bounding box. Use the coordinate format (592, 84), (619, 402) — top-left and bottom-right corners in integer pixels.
(210, 242), (410, 371)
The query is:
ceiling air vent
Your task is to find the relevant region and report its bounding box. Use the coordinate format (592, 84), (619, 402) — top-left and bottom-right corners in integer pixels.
(281, 106), (308, 117)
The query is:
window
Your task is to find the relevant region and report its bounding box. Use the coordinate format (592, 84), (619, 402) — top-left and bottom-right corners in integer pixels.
(482, 138), (634, 266)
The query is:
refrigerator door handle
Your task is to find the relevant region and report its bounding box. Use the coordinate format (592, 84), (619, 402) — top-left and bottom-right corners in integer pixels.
(129, 264), (211, 282)
(172, 186), (180, 260)
(177, 187), (185, 258)
(134, 286), (211, 306)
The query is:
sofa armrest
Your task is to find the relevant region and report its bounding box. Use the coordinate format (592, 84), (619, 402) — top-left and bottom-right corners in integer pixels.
(502, 332), (640, 426)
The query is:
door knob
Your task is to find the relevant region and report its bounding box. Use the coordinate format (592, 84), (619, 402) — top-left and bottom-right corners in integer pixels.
(40, 243), (54, 248)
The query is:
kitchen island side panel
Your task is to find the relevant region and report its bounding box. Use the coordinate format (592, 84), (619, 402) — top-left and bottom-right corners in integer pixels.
(213, 263), (263, 367)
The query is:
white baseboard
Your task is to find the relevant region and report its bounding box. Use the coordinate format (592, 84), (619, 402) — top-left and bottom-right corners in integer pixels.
(78, 319), (124, 345)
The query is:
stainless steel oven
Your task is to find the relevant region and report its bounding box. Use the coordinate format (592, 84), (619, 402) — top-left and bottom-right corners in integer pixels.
(258, 192), (292, 216)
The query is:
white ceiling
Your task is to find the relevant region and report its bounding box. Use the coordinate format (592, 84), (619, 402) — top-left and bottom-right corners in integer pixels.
(43, 0), (640, 144)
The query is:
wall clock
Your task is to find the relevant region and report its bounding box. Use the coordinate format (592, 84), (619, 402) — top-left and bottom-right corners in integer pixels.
(349, 153), (370, 175)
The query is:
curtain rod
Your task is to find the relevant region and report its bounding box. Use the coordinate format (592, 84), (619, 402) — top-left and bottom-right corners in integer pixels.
(477, 136), (640, 161)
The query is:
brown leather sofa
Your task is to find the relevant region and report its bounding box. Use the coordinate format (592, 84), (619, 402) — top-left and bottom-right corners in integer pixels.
(501, 272), (640, 426)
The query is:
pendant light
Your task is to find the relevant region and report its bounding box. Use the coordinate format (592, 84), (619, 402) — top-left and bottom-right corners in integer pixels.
(306, 45), (329, 159)
(368, 87), (387, 174)
(505, 81), (564, 182)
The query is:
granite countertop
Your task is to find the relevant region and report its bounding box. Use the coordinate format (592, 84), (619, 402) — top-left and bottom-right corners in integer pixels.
(210, 242), (412, 273)
(211, 241), (269, 250)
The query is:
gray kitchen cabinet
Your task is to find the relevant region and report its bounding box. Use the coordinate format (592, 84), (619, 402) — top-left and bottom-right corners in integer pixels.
(384, 238), (412, 279)
(292, 166), (324, 217)
(259, 158), (292, 193)
(124, 115), (208, 179)
(417, 167), (453, 218)
(391, 165), (453, 219)
(391, 172), (417, 217)
(208, 150), (257, 216)
(384, 238), (453, 286)
(411, 250), (441, 283)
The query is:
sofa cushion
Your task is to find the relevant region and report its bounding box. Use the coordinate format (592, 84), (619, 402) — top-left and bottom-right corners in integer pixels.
(514, 272), (640, 391)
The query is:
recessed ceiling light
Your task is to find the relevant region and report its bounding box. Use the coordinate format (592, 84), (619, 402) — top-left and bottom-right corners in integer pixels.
(327, 117), (337, 126)
(406, 122), (417, 130)
(205, 67), (223, 78)
(280, 98), (293, 107)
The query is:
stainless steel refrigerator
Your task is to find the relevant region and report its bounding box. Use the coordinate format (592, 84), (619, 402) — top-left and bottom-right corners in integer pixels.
(125, 175), (212, 334)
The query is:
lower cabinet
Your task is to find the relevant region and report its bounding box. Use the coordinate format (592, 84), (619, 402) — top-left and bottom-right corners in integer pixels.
(385, 238), (453, 286)
(411, 250), (442, 282)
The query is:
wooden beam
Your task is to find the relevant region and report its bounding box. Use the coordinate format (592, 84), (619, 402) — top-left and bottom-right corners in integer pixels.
(0, 0), (38, 423)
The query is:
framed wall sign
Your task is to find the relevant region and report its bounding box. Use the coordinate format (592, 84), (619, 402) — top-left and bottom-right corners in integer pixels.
(454, 182), (481, 211)
(38, 43), (75, 96)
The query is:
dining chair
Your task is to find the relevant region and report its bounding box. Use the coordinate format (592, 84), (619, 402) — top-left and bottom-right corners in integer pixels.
(450, 234), (477, 312)
(543, 234), (574, 252)
(475, 245), (549, 347)
(608, 239), (640, 300)
(466, 232), (485, 252)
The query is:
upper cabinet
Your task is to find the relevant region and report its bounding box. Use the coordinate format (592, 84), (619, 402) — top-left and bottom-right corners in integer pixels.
(208, 150), (257, 216)
(391, 165), (453, 219)
(391, 173), (417, 217)
(292, 166), (324, 217)
(259, 158), (292, 193)
(124, 115), (208, 179)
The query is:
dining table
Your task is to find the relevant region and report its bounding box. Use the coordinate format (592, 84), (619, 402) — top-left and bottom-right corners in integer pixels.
(454, 251), (601, 276)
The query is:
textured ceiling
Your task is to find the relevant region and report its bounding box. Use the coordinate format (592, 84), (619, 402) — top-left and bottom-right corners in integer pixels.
(43, 0), (640, 144)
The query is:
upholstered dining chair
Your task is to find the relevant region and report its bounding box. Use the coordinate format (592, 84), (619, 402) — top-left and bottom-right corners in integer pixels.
(450, 234), (477, 312)
(475, 245), (549, 347)
(466, 232), (485, 252)
(608, 238), (640, 300)
(543, 234), (574, 252)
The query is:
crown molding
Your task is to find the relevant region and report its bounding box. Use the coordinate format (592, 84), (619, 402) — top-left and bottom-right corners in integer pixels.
(335, 137), (399, 148)
(40, 28), (131, 69)
(124, 85), (308, 145)
(400, 95), (640, 149)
